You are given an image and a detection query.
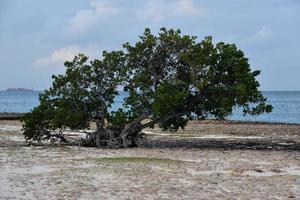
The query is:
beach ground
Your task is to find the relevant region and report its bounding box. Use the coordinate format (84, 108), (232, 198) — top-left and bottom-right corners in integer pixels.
(0, 120), (299, 199)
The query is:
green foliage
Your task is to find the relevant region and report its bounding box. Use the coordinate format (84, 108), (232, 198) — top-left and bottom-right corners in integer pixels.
(22, 27), (272, 145)
(107, 109), (132, 131)
(22, 53), (124, 141)
(22, 103), (51, 141)
(123, 28), (272, 131)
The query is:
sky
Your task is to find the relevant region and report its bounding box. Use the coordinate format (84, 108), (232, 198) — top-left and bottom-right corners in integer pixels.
(0, 0), (299, 91)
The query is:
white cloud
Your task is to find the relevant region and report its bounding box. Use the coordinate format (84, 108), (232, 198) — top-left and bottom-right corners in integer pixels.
(175, 0), (205, 15)
(136, 0), (206, 22)
(251, 25), (273, 40)
(65, 1), (119, 36)
(136, 1), (165, 22)
(33, 45), (99, 67)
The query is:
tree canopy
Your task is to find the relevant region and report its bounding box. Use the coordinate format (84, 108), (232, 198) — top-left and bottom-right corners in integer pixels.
(22, 28), (272, 147)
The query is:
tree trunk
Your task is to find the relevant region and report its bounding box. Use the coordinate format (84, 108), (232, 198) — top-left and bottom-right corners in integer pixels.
(95, 120), (104, 147)
(119, 122), (142, 147)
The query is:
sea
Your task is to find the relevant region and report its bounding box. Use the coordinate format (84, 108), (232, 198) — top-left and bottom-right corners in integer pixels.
(0, 91), (300, 124)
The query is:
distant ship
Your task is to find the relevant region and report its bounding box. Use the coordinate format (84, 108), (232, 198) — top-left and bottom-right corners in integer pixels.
(6, 88), (34, 92)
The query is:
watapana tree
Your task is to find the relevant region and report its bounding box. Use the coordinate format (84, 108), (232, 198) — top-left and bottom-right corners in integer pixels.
(22, 28), (272, 148)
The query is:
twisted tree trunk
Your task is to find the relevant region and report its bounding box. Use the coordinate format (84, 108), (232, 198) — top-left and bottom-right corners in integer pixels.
(118, 111), (151, 147)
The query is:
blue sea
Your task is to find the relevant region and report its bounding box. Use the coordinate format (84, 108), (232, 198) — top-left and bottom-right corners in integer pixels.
(0, 91), (300, 124)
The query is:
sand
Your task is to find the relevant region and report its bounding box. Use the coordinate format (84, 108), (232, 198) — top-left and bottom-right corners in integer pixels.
(0, 120), (299, 199)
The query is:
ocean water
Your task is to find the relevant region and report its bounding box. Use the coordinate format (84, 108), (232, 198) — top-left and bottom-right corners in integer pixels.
(0, 91), (299, 124)
(229, 91), (300, 124)
(0, 91), (40, 113)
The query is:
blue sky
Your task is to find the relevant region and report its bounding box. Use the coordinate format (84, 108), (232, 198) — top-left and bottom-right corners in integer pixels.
(0, 0), (299, 91)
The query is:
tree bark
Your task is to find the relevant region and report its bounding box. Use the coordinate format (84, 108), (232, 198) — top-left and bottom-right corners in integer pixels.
(95, 120), (103, 147)
(119, 111), (151, 147)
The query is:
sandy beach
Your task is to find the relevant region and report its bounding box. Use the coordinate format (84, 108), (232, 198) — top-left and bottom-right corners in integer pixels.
(0, 120), (299, 199)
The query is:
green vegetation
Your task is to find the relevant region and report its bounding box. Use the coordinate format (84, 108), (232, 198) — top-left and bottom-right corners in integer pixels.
(22, 28), (272, 148)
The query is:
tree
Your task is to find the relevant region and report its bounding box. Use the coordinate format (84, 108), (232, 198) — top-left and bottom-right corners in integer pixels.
(22, 28), (272, 147)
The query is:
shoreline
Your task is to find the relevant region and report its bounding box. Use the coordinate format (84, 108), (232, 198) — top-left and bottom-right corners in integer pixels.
(1, 112), (300, 125)
(0, 113), (25, 120)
